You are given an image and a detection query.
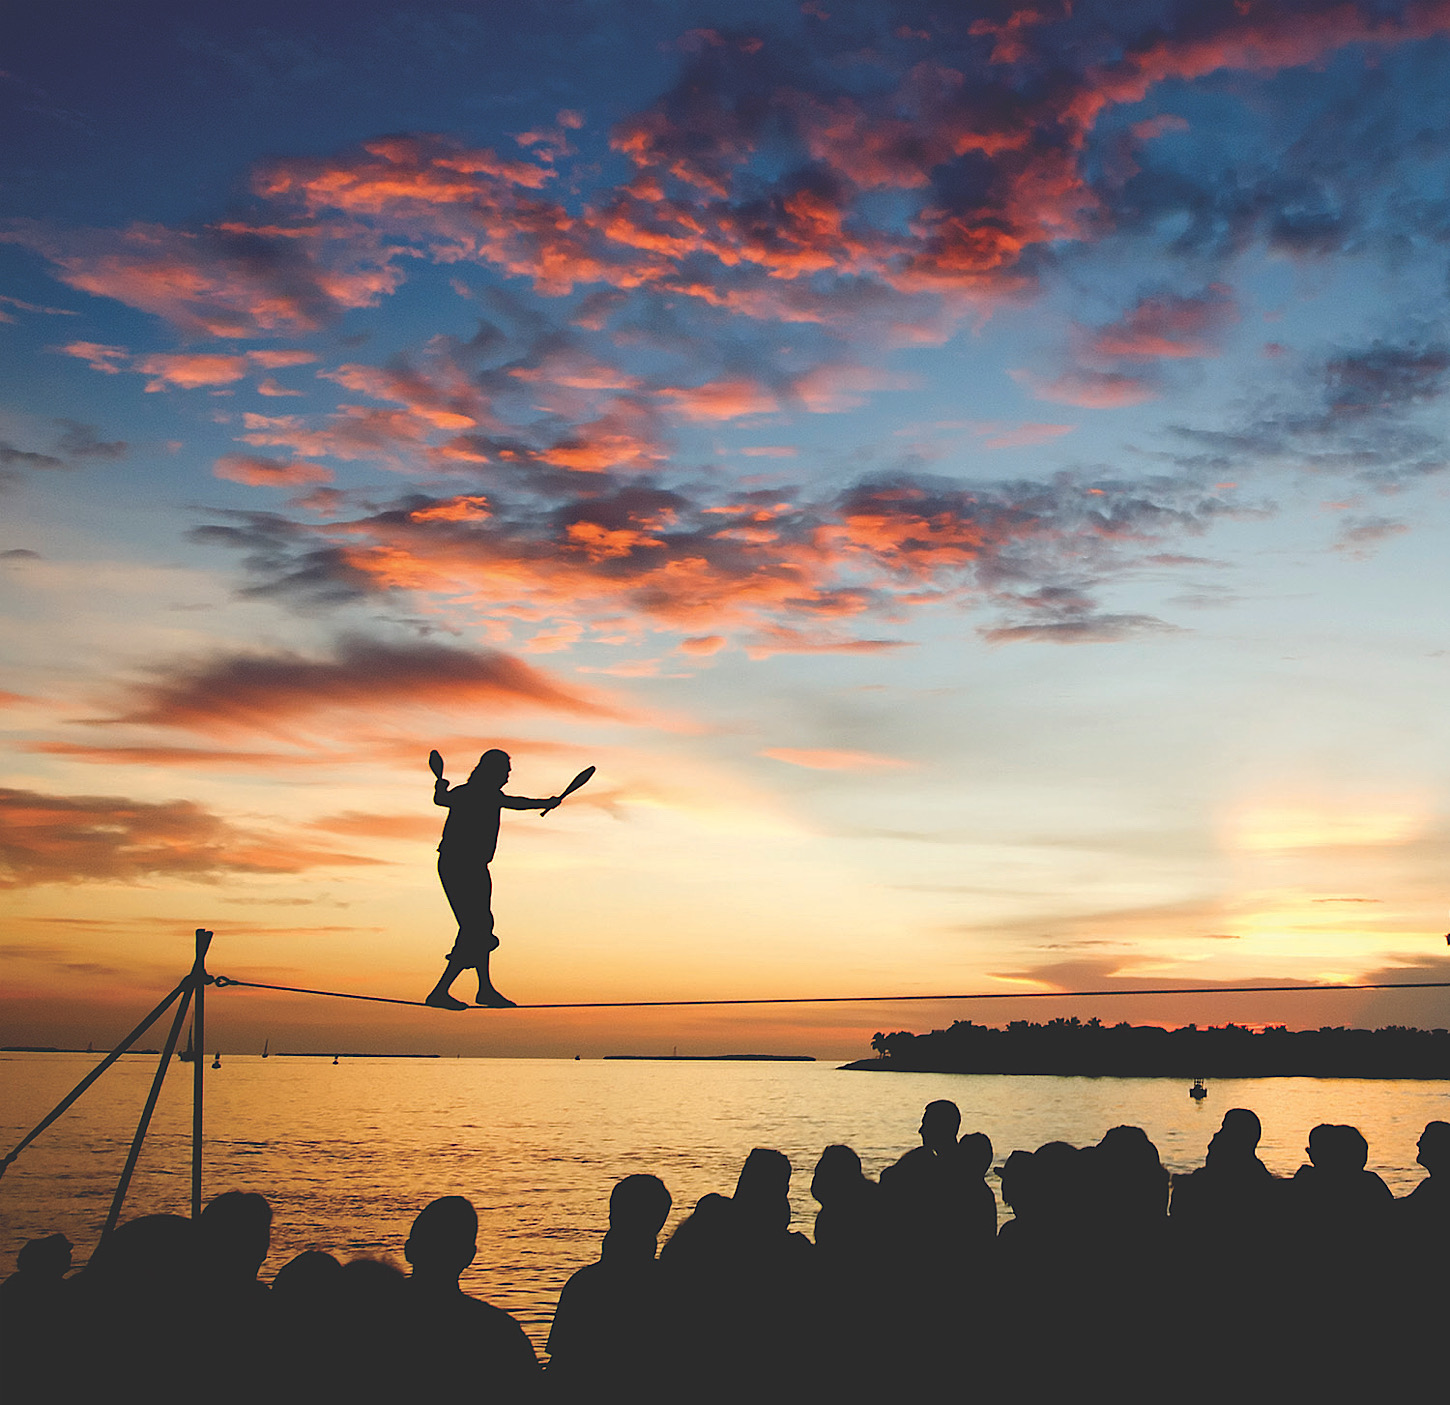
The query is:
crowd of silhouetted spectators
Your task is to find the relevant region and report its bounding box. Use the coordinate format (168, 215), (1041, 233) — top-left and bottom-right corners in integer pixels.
(2, 1109), (1446, 1402)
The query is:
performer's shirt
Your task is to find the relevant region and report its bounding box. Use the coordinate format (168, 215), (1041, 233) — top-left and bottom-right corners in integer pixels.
(436, 782), (503, 861)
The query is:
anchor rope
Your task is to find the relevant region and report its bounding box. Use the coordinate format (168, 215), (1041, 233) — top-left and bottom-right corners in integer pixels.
(210, 974), (1450, 1011)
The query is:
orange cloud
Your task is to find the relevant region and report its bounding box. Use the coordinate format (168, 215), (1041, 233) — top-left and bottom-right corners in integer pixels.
(108, 635), (615, 736)
(239, 406), (435, 462)
(306, 811), (438, 841)
(137, 352), (250, 390)
(9, 220), (398, 337)
(659, 377), (778, 420)
(321, 362), (482, 429)
(0, 786), (376, 887)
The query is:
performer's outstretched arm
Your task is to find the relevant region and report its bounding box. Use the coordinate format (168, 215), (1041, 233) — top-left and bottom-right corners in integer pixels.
(501, 794), (559, 812)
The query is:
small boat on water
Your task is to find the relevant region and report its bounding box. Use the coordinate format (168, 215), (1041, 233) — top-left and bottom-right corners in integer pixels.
(176, 1031), (196, 1064)
(262, 1039), (269, 1059)
(1189, 1078), (1208, 1100)
(211, 1051), (221, 1069)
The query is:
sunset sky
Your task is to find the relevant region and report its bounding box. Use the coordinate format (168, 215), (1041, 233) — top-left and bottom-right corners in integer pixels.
(4, 0), (1450, 1058)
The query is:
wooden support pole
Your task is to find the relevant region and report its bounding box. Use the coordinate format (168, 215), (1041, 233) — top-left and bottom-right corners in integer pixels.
(191, 929), (212, 1220)
(102, 983), (194, 1238)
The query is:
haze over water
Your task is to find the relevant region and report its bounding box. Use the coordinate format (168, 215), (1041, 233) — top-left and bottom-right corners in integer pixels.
(4, 1053), (1446, 1352)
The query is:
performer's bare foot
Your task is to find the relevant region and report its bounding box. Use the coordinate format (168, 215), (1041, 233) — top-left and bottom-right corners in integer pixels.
(425, 991), (468, 1011)
(476, 988), (517, 1008)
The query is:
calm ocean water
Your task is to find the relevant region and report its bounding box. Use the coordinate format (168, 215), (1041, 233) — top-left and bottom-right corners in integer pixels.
(3, 1053), (1447, 1352)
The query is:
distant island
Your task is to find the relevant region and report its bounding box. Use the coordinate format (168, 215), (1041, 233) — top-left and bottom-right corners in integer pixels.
(840, 1018), (1450, 1079)
(605, 1053), (816, 1062)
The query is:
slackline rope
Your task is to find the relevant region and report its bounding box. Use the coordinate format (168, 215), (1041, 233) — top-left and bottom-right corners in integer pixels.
(209, 974), (1450, 1011)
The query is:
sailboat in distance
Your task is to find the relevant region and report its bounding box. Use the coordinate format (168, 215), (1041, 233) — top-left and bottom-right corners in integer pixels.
(176, 1029), (196, 1063)
(262, 1038), (269, 1059)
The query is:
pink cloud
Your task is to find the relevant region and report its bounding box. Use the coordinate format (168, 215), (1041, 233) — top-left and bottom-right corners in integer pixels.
(974, 421), (1075, 449)
(137, 352), (250, 391)
(249, 349), (318, 369)
(9, 220), (398, 337)
(56, 341), (129, 373)
(1131, 114), (1190, 141)
(658, 377), (779, 421)
(1086, 286), (1237, 361)
(1011, 367), (1159, 408)
(794, 363), (917, 413)
(213, 453), (335, 488)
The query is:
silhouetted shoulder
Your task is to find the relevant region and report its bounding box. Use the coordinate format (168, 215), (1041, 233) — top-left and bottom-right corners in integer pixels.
(452, 1292), (540, 1370)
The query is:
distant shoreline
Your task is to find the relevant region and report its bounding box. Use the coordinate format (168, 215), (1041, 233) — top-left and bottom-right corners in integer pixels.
(843, 1019), (1450, 1079)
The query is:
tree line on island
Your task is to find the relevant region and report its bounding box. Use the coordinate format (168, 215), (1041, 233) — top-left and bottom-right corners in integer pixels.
(852, 1017), (1450, 1077)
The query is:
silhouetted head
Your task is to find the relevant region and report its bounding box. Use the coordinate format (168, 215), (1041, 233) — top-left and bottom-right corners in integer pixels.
(609, 1174), (672, 1237)
(199, 1190), (272, 1282)
(1097, 1124), (1163, 1172)
(1208, 1107), (1263, 1163)
(88, 1214), (195, 1294)
(405, 1196), (478, 1280)
(1337, 1124), (1369, 1171)
(919, 1100), (961, 1152)
(338, 1256), (407, 1316)
(470, 749), (511, 786)
(811, 1144), (867, 1206)
(16, 1233), (72, 1281)
(1418, 1120), (1450, 1175)
(1095, 1125), (1169, 1222)
(272, 1249), (342, 1304)
(734, 1148), (792, 1232)
(958, 1131), (993, 1178)
(1306, 1123), (1368, 1173)
(659, 1192), (732, 1266)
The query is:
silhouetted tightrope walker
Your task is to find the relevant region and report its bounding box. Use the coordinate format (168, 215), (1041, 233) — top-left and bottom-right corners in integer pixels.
(423, 748), (595, 1011)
